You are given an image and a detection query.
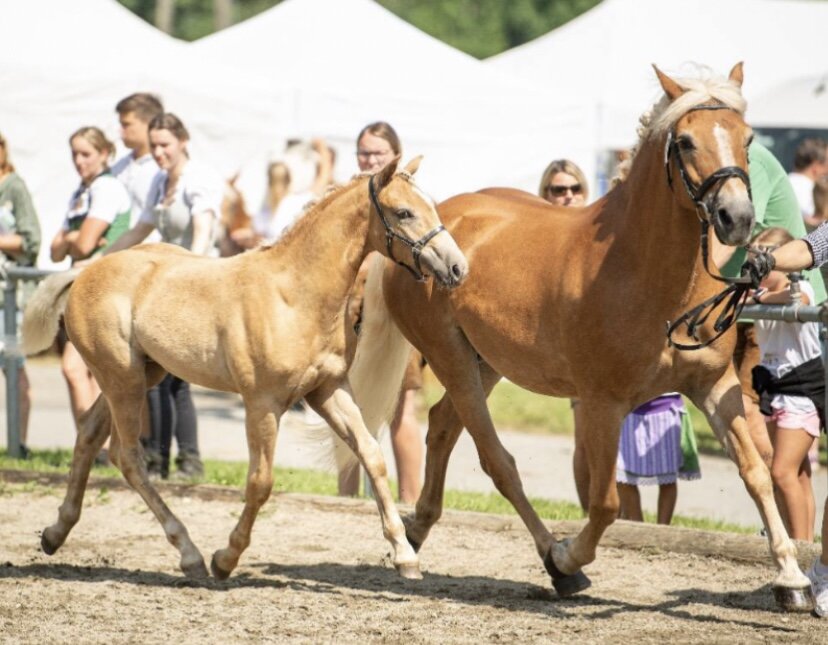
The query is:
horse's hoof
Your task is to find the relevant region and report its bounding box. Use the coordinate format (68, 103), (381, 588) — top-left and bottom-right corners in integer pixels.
(773, 585), (815, 613)
(210, 554), (232, 581)
(40, 529), (61, 556)
(182, 558), (209, 580)
(544, 549), (591, 598)
(395, 562), (423, 580)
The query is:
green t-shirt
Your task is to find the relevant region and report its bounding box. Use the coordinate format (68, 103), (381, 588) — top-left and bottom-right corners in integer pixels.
(0, 172), (41, 266)
(721, 141), (827, 304)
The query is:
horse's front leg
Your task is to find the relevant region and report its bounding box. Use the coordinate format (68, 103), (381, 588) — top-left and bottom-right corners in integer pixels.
(690, 370), (814, 612)
(549, 399), (625, 592)
(306, 381), (421, 579)
(41, 394), (112, 554)
(211, 396), (280, 579)
(406, 361), (502, 552)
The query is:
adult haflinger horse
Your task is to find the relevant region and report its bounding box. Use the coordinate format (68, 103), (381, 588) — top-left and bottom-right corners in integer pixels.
(346, 64), (814, 611)
(22, 157), (467, 580)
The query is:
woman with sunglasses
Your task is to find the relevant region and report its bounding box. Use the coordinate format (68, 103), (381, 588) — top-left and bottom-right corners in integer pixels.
(538, 159), (589, 206)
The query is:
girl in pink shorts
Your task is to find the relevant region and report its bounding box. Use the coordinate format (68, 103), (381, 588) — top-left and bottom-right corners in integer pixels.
(751, 228), (824, 542)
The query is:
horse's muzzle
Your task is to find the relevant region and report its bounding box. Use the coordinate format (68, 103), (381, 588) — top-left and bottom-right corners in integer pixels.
(711, 194), (755, 246)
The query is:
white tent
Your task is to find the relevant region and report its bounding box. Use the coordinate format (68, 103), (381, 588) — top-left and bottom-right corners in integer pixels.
(1, 0), (293, 266)
(487, 0), (828, 152)
(750, 74), (828, 129)
(191, 0), (592, 204)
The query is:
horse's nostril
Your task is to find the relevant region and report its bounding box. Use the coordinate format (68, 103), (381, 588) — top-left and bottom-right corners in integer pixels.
(717, 207), (733, 228)
(451, 264), (462, 278)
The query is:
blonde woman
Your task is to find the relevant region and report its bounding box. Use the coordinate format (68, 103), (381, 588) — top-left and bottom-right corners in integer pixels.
(538, 159), (589, 206)
(51, 126), (131, 434)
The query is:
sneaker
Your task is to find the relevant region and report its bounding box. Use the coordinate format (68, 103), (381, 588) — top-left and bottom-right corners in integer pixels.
(807, 559), (828, 617)
(172, 452), (204, 482)
(18, 444), (30, 460)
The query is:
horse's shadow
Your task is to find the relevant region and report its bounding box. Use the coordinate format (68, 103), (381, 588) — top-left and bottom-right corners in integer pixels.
(0, 559), (800, 631)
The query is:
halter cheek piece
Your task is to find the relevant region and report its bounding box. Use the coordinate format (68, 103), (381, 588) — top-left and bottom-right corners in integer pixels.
(369, 173), (446, 281)
(665, 104), (756, 351)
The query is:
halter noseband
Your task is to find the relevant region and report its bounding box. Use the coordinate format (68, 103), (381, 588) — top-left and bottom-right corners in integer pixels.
(665, 103), (756, 351)
(369, 173), (446, 281)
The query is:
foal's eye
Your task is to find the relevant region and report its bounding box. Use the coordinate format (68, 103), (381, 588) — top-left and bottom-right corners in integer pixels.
(677, 137), (695, 152)
(395, 209), (413, 220)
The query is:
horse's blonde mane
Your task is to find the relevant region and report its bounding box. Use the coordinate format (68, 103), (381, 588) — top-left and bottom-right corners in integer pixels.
(614, 67), (747, 185)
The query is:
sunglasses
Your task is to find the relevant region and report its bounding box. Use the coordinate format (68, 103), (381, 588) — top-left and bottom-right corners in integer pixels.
(547, 183), (583, 197)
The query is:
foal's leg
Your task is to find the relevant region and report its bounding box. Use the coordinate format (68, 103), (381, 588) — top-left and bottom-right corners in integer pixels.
(405, 361), (501, 551)
(107, 383), (208, 578)
(690, 372), (813, 610)
(41, 394), (112, 554)
(305, 382), (421, 579)
(211, 396), (281, 580)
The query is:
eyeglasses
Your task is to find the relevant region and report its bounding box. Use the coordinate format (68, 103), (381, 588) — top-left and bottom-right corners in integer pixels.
(357, 149), (392, 160)
(546, 183), (582, 197)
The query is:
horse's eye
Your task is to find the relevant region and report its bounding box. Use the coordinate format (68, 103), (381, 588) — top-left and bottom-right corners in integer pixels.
(677, 137), (695, 152)
(395, 209), (413, 220)
(745, 134), (754, 149)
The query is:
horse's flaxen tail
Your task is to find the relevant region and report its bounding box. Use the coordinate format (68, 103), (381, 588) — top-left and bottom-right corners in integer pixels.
(334, 254), (413, 472)
(21, 268), (82, 356)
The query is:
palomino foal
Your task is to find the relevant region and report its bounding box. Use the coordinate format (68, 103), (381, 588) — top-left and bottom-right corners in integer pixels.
(24, 157), (467, 580)
(345, 65), (814, 611)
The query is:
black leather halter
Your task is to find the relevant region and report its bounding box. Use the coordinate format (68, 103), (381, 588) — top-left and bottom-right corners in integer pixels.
(665, 104), (755, 351)
(369, 173), (446, 281)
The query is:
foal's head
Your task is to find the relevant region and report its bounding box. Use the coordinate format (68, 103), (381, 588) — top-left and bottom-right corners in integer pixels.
(651, 63), (754, 246)
(367, 157), (468, 288)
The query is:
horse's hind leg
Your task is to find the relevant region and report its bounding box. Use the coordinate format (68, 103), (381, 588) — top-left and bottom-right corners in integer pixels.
(211, 396), (280, 580)
(690, 371), (813, 611)
(306, 382), (421, 579)
(41, 394), (112, 555)
(106, 384), (208, 578)
(405, 361), (501, 552)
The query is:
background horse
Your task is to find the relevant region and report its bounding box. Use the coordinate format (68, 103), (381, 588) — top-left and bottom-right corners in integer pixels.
(22, 157), (467, 581)
(344, 65), (813, 611)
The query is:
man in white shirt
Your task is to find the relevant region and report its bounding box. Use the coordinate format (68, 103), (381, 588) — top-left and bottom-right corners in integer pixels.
(787, 138), (828, 229)
(111, 93), (163, 238)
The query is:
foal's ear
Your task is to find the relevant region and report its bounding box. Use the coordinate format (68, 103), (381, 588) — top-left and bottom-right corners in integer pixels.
(404, 155), (423, 175)
(728, 61), (744, 88)
(653, 64), (684, 101)
(374, 155), (400, 189)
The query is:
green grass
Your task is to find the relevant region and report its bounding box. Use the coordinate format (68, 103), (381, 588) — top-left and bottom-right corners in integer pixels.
(0, 448), (753, 534)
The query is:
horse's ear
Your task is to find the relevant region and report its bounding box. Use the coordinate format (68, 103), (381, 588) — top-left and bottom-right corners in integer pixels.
(728, 61), (744, 88)
(404, 155), (423, 176)
(374, 156), (400, 189)
(652, 64), (684, 101)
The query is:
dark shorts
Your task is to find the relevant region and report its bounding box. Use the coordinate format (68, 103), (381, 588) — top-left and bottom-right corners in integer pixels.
(733, 322), (760, 403)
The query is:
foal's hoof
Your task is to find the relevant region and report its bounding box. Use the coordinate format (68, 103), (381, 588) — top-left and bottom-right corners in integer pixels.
(544, 550), (591, 598)
(395, 562), (423, 580)
(773, 585), (815, 613)
(182, 558), (209, 580)
(210, 554), (233, 581)
(40, 528), (62, 556)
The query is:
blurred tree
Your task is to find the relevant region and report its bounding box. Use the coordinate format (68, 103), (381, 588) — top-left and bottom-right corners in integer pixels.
(117, 0), (600, 56)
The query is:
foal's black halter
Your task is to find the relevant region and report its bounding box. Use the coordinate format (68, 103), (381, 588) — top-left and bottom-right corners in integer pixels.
(664, 104), (755, 351)
(369, 173), (446, 281)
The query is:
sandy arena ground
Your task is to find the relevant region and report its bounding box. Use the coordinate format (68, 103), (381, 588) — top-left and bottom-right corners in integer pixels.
(0, 474), (825, 644)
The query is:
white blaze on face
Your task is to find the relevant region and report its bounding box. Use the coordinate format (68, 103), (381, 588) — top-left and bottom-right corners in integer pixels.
(713, 123), (736, 168)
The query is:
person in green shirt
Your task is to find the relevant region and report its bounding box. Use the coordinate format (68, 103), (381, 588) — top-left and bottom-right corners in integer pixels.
(0, 132), (42, 456)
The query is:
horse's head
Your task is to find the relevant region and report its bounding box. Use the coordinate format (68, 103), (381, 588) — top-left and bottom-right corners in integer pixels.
(367, 157), (468, 288)
(655, 63), (754, 246)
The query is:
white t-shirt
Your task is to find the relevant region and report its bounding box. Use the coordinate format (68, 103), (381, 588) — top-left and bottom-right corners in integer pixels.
(252, 191), (313, 243)
(788, 171), (815, 219)
(754, 280), (822, 414)
(62, 174), (131, 230)
(111, 152), (161, 242)
(139, 160), (222, 250)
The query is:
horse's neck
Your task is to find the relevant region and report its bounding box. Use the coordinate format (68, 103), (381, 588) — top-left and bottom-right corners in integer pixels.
(614, 139), (713, 307)
(267, 181), (370, 308)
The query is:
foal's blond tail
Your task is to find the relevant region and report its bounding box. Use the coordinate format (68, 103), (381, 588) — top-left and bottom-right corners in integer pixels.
(334, 254), (413, 472)
(21, 268), (82, 355)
